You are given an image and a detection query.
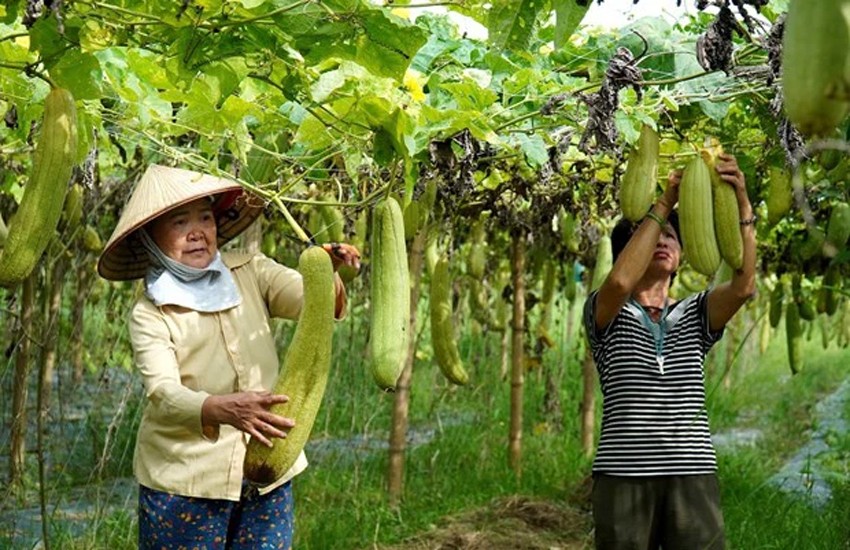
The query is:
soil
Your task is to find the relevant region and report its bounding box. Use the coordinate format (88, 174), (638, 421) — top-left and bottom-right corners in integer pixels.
(375, 494), (594, 550)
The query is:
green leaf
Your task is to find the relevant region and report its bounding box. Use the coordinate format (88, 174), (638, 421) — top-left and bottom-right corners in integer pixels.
(354, 10), (428, 79)
(416, 105), (500, 148)
(615, 111), (641, 145)
(28, 17), (65, 60)
(295, 112), (335, 151)
(280, 5), (345, 43)
(173, 86), (255, 136)
(478, 167), (509, 190)
(237, 0), (270, 8)
(672, 41), (729, 122)
(439, 80), (498, 111)
(343, 149), (366, 180)
(618, 18), (676, 82)
(49, 50), (104, 101)
(762, 0), (790, 21)
(410, 31), (460, 73)
(280, 101), (309, 125)
(383, 107), (416, 159)
(488, 0), (546, 51)
(176, 100), (220, 134)
(660, 92), (679, 112)
(220, 95), (255, 125)
(553, 0), (591, 49)
(0, 68), (39, 136)
(80, 20), (114, 52)
(511, 133), (549, 169)
(202, 58), (250, 104)
(1, 0), (22, 24)
(311, 69), (348, 103)
(501, 67), (543, 99)
(359, 96), (394, 127)
(96, 48), (172, 128)
(0, 29), (33, 64)
(360, 9), (427, 62)
(372, 128), (396, 166)
(308, 62), (394, 109)
(124, 49), (172, 90)
(284, 3), (425, 79)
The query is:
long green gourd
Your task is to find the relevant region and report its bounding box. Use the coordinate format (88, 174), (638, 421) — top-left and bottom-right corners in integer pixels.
(769, 282), (784, 328)
(782, 0), (850, 137)
(0, 214), (8, 247)
(824, 202), (850, 257)
(680, 156), (721, 276)
(701, 145), (743, 270)
(368, 196), (410, 390)
(430, 255), (469, 385)
(786, 300), (803, 375)
(243, 246), (335, 485)
(619, 124), (659, 222)
(590, 235), (612, 291)
(0, 88), (78, 287)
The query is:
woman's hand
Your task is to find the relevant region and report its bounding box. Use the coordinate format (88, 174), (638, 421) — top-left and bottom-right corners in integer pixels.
(202, 391), (294, 447)
(322, 243), (361, 275)
(657, 169), (682, 213)
(715, 153), (750, 202)
(706, 152), (757, 331)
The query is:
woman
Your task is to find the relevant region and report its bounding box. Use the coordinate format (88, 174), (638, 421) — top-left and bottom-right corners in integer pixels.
(97, 164), (360, 549)
(583, 153), (756, 549)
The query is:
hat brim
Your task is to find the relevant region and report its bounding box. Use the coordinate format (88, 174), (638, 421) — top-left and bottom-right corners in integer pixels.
(97, 166), (265, 281)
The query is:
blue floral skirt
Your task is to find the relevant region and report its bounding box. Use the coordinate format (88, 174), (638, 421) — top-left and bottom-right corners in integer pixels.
(138, 481), (293, 549)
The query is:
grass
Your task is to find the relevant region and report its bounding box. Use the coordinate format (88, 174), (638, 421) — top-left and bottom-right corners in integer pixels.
(292, 299), (594, 548)
(720, 450), (850, 550)
(707, 312), (850, 550)
(4, 290), (850, 549)
(295, 419), (592, 549)
(292, 297), (850, 549)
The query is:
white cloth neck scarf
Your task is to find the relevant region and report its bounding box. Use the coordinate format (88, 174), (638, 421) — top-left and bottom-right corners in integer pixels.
(138, 229), (241, 312)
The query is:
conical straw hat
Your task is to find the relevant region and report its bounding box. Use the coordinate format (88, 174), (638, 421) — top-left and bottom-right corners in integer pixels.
(97, 164), (264, 281)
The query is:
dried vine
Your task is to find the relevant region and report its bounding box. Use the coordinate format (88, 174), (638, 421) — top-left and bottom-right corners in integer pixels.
(763, 14), (805, 167)
(696, 5), (740, 73)
(577, 45), (645, 155)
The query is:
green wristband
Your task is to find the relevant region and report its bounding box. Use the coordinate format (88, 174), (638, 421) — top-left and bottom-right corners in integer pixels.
(645, 210), (667, 229)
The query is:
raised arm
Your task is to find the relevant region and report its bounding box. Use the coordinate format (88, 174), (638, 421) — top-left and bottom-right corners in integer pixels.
(706, 154), (757, 331)
(594, 172), (680, 329)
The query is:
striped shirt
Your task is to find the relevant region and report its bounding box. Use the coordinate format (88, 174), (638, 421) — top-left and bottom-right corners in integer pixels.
(583, 290), (723, 476)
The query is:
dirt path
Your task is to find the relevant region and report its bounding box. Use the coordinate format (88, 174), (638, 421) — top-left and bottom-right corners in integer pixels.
(768, 378), (850, 506)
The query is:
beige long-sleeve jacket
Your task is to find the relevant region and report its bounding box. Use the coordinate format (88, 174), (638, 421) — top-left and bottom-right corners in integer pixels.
(128, 251), (308, 501)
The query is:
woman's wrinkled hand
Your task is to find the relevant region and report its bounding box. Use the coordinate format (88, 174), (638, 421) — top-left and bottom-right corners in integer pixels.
(202, 391), (294, 448)
(322, 243), (361, 275)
